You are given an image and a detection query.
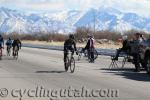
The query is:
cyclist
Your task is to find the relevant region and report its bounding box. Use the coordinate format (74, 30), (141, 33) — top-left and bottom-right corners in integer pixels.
(131, 33), (145, 72)
(6, 37), (13, 55)
(12, 38), (22, 56)
(64, 34), (78, 71)
(0, 35), (4, 58)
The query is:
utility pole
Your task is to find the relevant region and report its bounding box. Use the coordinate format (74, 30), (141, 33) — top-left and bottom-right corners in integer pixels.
(93, 11), (96, 37)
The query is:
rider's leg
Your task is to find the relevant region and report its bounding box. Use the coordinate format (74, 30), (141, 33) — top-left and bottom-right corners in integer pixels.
(64, 52), (68, 63)
(91, 48), (94, 62)
(133, 53), (141, 72)
(64, 51), (68, 71)
(71, 50), (74, 56)
(0, 48), (1, 55)
(113, 48), (122, 60)
(87, 49), (91, 60)
(7, 46), (9, 55)
(12, 46), (15, 56)
(0, 47), (2, 58)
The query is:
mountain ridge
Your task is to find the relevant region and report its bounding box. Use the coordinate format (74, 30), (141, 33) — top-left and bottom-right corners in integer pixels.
(0, 7), (150, 34)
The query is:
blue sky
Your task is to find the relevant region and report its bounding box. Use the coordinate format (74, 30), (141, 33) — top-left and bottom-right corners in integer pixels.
(1, 0), (150, 16)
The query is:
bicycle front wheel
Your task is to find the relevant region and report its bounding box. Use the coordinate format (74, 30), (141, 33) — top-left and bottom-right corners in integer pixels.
(94, 49), (98, 60)
(78, 53), (82, 61)
(70, 57), (75, 73)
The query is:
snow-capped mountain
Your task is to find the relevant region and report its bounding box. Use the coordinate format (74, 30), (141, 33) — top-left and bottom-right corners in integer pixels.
(0, 7), (150, 34)
(75, 7), (150, 32)
(0, 7), (82, 34)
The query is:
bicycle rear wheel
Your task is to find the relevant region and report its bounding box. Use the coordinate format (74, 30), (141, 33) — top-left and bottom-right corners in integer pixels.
(70, 57), (75, 73)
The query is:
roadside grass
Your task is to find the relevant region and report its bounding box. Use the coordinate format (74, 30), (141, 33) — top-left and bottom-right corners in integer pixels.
(22, 40), (121, 49)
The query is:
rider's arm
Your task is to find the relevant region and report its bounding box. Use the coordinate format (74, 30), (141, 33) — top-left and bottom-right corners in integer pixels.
(64, 40), (67, 50)
(19, 41), (22, 48)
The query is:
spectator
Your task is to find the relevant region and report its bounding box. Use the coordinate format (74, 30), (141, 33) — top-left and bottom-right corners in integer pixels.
(113, 35), (130, 60)
(83, 34), (95, 63)
(131, 33), (143, 72)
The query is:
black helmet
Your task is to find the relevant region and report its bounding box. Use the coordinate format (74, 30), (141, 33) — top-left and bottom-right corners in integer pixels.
(69, 34), (75, 39)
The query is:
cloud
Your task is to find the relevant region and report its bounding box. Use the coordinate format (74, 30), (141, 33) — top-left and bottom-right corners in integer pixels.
(1, 0), (150, 16)
(0, 0), (66, 12)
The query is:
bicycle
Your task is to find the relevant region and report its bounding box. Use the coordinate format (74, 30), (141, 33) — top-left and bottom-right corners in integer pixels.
(64, 51), (75, 73)
(77, 48), (84, 61)
(7, 45), (11, 56)
(13, 46), (19, 60)
(78, 48), (98, 61)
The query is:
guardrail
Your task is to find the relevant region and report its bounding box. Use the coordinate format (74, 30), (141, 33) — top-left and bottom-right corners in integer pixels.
(22, 43), (116, 56)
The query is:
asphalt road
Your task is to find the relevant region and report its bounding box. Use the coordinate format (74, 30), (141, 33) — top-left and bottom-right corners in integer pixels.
(0, 47), (150, 100)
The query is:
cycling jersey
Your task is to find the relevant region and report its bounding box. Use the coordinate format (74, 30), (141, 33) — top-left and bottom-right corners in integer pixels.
(64, 38), (77, 52)
(12, 39), (22, 50)
(6, 39), (12, 46)
(12, 39), (21, 46)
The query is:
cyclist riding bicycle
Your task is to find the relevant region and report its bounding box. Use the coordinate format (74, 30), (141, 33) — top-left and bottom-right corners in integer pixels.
(12, 38), (22, 56)
(6, 38), (13, 55)
(0, 35), (4, 58)
(64, 34), (78, 71)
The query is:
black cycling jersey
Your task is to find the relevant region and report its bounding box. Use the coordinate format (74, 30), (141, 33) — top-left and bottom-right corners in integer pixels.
(12, 39), (22, 48)
(64, 38), (77, 52)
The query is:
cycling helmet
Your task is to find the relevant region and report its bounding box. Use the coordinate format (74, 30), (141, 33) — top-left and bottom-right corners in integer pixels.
(135, 32), (140, 36)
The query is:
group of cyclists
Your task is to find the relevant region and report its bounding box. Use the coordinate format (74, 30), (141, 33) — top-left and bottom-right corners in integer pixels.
(0, 35), (22, 59)
(0, 32), (148, 73)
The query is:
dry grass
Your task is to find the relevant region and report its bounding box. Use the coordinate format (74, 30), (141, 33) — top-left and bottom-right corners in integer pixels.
(22, 40), (122, 49)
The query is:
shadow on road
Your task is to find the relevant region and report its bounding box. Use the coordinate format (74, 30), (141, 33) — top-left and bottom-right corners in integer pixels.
(36, 70), (66, 74)
(99, 68), (150, 82)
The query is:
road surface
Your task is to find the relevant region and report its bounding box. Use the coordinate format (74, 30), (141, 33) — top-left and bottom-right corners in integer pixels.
(0, 47), (150, 100)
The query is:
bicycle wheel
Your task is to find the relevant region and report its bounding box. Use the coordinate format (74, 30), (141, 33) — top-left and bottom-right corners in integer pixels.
(65, 56), (69, 72)
(15, 51), (18, 60)
(84, 50), (88, 57)
(7, 47), (11, 56)
(70, 57), (75, 73)
(94, 49), (98, 60)
(78, 53), (82, 61)
(13, 46), (18, 60)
